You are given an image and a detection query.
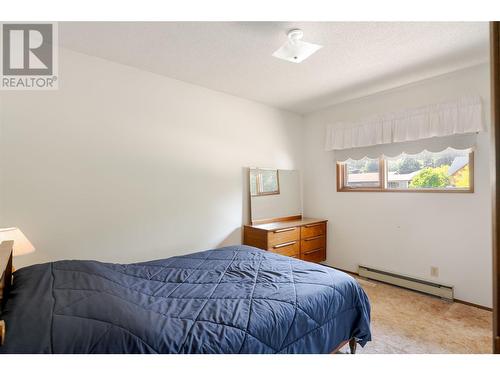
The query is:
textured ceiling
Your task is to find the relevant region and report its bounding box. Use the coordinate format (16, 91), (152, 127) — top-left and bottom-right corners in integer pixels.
(59, 22), (489, 114)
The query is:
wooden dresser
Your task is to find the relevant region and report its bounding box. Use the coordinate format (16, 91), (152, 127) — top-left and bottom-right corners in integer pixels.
(243, 217), (327, 263)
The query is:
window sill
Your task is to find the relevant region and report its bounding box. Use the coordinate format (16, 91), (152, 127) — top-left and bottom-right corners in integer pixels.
(337, 188), (474, 193)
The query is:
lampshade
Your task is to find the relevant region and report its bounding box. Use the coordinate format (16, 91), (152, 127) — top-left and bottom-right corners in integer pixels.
(0, 227), (35, 256)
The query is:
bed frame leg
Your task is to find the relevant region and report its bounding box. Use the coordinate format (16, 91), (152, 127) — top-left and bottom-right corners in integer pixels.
(348, 338), (357, 354)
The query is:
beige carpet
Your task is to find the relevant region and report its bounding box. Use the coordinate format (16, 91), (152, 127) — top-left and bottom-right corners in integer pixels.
(354, 277), (492, 354)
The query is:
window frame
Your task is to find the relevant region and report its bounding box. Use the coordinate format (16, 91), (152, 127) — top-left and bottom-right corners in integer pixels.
(250, 168), (281, 197)
(336, 151), (474, 193)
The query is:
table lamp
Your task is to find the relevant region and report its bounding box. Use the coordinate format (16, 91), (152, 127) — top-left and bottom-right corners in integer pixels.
(0, 227), (35, 257)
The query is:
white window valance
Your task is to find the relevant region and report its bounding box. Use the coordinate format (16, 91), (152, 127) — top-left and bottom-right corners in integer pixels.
(325, 96), (485, 152)
(334, 134), (477, 161)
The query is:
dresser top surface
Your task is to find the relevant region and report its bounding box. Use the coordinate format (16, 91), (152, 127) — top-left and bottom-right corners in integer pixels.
(246, 217), (327, 231)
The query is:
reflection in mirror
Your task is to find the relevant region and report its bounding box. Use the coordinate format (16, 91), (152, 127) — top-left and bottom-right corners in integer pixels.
(249, 168), (301, 224)
(250, 168), (280, 196)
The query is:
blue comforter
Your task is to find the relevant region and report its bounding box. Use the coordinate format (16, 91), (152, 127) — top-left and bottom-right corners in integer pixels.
(0, 245), (371, 353)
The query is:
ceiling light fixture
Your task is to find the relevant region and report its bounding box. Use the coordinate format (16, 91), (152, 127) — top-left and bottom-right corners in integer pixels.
(272, 29), (322, 64)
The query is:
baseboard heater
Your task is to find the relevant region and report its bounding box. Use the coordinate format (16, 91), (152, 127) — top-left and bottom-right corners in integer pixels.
(358, 265), (454, 301)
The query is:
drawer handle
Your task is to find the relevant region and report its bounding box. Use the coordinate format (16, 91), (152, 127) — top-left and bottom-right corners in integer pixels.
(303, 248), (322, 255)
(273, 241), (297, 249)
(304, 235), (324, 241)
(304, 223), (323, 228)
(274, 228), (296, 233)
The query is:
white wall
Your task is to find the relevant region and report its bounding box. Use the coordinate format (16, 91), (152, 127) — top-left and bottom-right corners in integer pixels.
(0, 49), (492, 308)
(303, 64), (492, 307)
(0, 48), (303, 268)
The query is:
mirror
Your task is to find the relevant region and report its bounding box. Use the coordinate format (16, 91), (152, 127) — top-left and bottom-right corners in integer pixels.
(249, 168), (301, 224)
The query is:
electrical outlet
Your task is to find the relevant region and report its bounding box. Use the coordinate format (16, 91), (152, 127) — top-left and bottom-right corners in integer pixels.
(430, 266), (439, 277)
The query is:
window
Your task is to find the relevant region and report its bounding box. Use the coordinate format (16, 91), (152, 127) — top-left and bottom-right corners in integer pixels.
(249, 168), (280, 196)
(343, 158), (382, 188)
(337, 149), (474, 192)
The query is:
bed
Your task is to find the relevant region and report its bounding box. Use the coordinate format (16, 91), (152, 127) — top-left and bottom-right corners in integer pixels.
(0, 241), (371, 354)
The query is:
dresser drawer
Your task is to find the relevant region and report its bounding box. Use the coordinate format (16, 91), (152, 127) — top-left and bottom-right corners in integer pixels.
(301, 222), (326, 239)
(300, 247), (326, 263)
(301, 235), (326, 252)
(268, 226), (300, 246)
(269, 240), (300, 257)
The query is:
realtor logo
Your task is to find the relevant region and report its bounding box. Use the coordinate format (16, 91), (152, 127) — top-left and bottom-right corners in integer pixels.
(1, 22), (58, 90)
